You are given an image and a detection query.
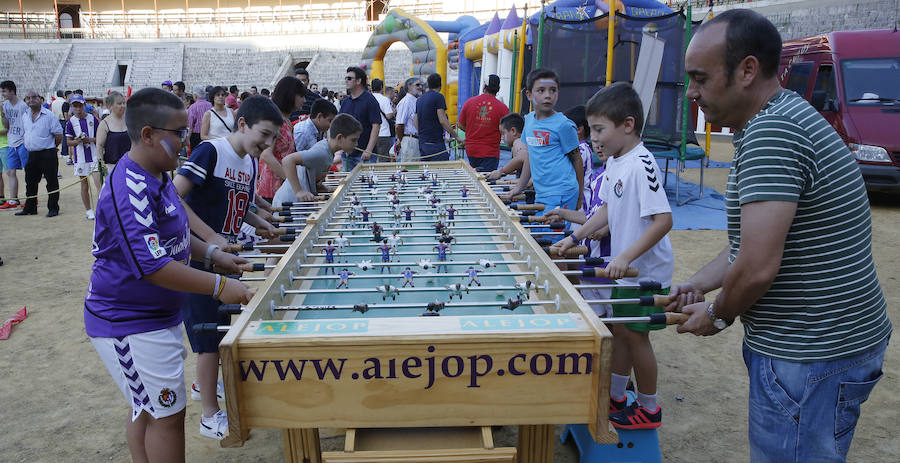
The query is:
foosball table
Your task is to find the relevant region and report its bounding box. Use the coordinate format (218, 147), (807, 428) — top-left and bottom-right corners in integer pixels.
(213, 161), (679, 462)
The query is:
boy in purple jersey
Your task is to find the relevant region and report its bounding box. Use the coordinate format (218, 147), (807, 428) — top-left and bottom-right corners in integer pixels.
(66, 94), (102, 220)
(173, 95), (283, 440)
(323, 240), (336, 274)
(85, 88), (255, 462)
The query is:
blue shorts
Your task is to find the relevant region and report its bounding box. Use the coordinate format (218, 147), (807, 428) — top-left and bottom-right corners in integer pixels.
(6, 144), (28, 170)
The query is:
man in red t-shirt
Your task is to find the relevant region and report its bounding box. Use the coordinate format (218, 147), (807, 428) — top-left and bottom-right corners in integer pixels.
(458, 74), (510, 172)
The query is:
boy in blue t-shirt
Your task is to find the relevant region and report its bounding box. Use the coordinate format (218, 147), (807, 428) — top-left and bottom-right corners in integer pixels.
(173, 95), (283, 440)
(507, 68), (584, 213)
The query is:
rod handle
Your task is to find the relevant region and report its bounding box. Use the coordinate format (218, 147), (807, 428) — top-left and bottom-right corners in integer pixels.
(648, 312), (690, 325)
(217, 305), (243, 316)
(224, 242), (253, 253)
(583, 257), (605, 266)
(279, 234), (297, 242)
(545, 245), (588, 258)
(239, 263), (266, 272)
(639, 280), (662, 291)
(583, 267), (639, 278)
(511, 203), (545, 211)
(192, 323), (220, 334)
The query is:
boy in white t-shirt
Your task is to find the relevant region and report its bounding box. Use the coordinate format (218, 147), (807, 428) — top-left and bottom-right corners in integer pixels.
(552, 82), (673, 430)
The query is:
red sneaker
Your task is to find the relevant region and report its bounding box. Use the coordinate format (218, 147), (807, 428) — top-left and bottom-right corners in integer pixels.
(0, 201), (19, 209)
(609, 395), (627, 414)
(610, 403), (661, 430)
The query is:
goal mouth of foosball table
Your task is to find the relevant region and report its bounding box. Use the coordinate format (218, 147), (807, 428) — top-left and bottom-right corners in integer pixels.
(218, 161), (617, 448)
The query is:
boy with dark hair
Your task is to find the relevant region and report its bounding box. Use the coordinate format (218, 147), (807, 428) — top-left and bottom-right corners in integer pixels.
(86, 87), (255, 462)
(173, 94), (283, 440)
(278, 113), (361, 205)
(293, 98), (337, 152)
(552, 82), (673, 430)
(487, 113), (528, 180)
(506, 69), (584, 214)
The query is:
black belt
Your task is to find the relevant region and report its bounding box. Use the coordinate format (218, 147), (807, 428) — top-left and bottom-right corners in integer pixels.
(405, 134), (418, 139)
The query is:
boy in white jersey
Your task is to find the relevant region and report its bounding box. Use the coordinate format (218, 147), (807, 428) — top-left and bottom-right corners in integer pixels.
(552, 82), (673, 430)
(66, 94), (102, 219)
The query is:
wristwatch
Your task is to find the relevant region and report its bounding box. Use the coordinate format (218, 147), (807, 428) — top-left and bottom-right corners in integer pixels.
(706, 302), (729, 330)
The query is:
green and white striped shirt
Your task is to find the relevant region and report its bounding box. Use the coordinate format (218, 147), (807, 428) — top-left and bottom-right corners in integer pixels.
(726, 89), (891, 362)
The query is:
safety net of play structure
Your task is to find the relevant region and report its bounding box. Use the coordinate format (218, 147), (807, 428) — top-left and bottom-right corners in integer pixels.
(531, 11), (702, 151)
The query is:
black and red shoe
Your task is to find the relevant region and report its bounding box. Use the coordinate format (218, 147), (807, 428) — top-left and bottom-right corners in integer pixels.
(609, 403), (661, 430)
(609, 395), (627, 414)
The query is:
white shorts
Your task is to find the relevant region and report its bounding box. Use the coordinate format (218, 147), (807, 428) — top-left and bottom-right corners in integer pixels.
(74, 161), (99, 177)
(399, 136), (419, 162)
(581, 287), (613, 318)
(91, 325), (187, 421)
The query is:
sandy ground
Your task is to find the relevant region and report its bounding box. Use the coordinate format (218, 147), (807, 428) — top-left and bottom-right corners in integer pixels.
(1, 141), (897, 462)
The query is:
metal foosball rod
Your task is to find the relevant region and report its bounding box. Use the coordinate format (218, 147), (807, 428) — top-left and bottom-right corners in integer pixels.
(288, 270), (537, 281)
(310, 240), (517, 248)
(323, 223), (502, 233)
(316, 232), (510, 241)
(282, 283), (542, 296)
(575, 280), (662, 291)
(192, 312), (690, 335)
(564, 267), (640, 279)
(295, 258), (530, 268)
(301, 248), (526, 258)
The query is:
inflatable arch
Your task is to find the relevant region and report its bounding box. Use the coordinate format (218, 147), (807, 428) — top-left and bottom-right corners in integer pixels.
(361, 9), (448, 106)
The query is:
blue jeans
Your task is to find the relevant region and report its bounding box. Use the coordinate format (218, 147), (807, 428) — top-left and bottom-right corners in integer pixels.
(467, 156), (499, 172)
(343, 153), (361, 172)
(419, 141), (448, 161)
(742, 337), (888, 462)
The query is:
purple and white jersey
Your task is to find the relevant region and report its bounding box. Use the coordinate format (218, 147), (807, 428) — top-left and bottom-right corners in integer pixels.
(579, 141), (596, 211)
(84, 154), (191, 338)
(66, 114), (100, 163)
(179, 138), (257, 241)
(584, 163), (610, 259)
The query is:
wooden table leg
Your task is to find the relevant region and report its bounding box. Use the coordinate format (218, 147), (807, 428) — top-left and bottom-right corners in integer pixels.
(517, 424), (554, 463)
(283, 428), (322, 463)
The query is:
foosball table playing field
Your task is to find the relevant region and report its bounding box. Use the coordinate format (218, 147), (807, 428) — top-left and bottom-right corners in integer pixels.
(207, 161), (685, 462)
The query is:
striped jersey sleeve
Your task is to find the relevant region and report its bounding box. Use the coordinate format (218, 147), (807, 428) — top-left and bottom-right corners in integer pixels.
(726, 90), (891, 362)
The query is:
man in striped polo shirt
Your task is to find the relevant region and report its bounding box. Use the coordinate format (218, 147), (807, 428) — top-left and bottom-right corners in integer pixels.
(668, 10), (891, 461)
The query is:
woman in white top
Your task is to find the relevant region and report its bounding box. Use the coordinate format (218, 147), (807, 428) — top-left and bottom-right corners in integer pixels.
(200, 85), (234, 140)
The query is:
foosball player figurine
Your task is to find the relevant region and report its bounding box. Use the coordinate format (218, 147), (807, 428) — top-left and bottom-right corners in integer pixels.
(446, 282), (468, 300)
(401, 267), (417, 287)
(430, 196), (441, 209)
(336, 268), (354, 289)
(446, 205), (457, 225)
(501, 297), (524, 311)
(403, 206), (415, 227)
(514, 280), (533, 299)
(322, 241), (337, 274)
(466, 266), (482, 287)
(387, 230), (403, 251)
(353, 303), (369, 314)
(377, 284), (399, 300)
(437, 205), (448, 221)
(371, 222), (383, 242)
(434, 221), (446, 235)
(361, 206), (370, 223)
(426, 300), (445, 314)
(351, 194), (360, 206)
(440, 228), (456, 244)
(378, 240), (392, 273)
(392, 210), (402, 228)
(348, 208), (359, 227)
(417, 258), (433, 271)
(460, 186), (469, 198)
(335, 232), (349, 262)
(434, 242), (451, 273)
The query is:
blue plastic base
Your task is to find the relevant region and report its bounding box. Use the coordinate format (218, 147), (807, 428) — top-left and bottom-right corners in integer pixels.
(561, 424), (661, 463)
(561, 392), (662, 463)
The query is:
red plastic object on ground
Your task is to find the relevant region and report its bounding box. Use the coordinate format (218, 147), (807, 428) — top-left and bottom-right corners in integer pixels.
(0, 307), (27, 340)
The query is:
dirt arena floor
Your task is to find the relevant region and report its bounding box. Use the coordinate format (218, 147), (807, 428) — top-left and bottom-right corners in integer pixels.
(1, 140), (897, 462)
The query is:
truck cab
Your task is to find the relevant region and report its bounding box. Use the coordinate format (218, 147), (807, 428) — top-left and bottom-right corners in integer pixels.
(779, 29), (900, 192)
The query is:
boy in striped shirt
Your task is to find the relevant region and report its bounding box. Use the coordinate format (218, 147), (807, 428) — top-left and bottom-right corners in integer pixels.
(66, 94), (102, 220)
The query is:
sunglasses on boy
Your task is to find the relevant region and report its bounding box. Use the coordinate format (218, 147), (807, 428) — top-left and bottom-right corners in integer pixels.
(152, 126), (189, 142)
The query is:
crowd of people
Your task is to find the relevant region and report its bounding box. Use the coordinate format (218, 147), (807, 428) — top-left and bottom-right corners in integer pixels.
(0, 8), (890, 463)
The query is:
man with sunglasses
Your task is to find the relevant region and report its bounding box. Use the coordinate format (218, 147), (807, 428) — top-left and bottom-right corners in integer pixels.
(16, 90), (63, 217)
(395, 77), (423, 162)
(338, 66), (381, 170)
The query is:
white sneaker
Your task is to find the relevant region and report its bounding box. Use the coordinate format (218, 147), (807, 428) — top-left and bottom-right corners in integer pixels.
(199, 409), (228, 440)
(190, 380), (225, 401)
(85, 209), (95, 220)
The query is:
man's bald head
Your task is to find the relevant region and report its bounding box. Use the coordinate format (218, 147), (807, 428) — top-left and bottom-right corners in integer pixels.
(694, 9), (782, 84)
